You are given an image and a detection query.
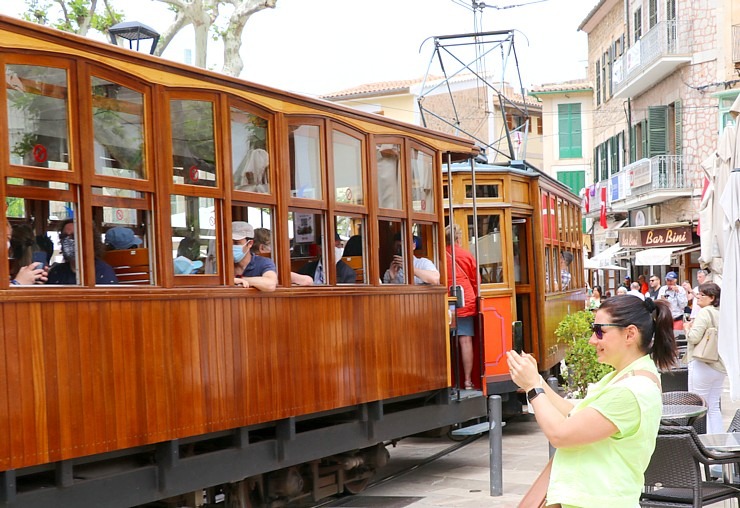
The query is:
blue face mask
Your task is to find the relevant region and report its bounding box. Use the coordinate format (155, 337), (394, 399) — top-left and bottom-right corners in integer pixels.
(233, 245), (247, 263)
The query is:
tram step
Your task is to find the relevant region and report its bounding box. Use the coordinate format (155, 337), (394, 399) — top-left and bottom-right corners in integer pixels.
(450, 421), (505, 436)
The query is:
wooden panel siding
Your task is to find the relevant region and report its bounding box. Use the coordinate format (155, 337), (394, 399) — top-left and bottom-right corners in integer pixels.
(0, 289), (448, 470)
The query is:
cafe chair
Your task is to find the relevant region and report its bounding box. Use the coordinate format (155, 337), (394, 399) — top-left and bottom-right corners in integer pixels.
(728, 410), (740, 433)
(641, 426), (740, 507)
(662, 391), (707, 434)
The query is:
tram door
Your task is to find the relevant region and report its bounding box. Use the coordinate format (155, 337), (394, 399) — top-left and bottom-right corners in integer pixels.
(512, 216), (536, 355)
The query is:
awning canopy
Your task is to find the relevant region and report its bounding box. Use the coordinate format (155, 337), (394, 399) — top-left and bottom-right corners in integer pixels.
(634, 247), (681, 266)
(585, 242), (625, 269)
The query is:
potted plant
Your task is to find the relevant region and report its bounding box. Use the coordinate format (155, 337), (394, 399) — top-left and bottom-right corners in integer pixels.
(555, 310), (613, 398)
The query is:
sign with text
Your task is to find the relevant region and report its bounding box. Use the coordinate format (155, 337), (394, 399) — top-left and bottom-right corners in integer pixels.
(619, 226), (692, 247)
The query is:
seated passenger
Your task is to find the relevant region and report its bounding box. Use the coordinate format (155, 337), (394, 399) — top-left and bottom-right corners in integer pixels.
(105, 226), (142, 250)
(47, 220), (118, 285)
(173, 255), (203, 274)
(6, 221), (47, 285)
(342, 234), (363, 257)
(232, 221), (277, 291)
(383, 234), (439, 285)
(298, 256), (357, 284)
(559, 251), (573, 290)
(252, 227), (313, 286)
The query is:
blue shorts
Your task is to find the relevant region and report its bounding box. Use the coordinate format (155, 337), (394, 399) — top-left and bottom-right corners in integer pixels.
(456, 316), (475, 337)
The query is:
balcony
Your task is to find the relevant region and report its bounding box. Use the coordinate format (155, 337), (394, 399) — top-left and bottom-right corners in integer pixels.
(612, 20), (692, 99)
(584, 155), (693, 218)
(734, 25), (740, 70)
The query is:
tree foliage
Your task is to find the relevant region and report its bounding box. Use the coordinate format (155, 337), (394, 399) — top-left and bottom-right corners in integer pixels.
(22, 0), (123, 36)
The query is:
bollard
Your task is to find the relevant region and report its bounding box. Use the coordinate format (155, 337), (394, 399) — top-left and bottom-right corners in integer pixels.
(489, 395), (503, 496)
(546, 376), (559, 458)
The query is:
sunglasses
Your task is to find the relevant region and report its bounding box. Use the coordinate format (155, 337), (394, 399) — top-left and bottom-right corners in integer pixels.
(591, 323), (627, 339)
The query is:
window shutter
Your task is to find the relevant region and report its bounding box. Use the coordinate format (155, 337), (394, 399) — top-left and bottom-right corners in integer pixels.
(641, 119), (648, 158)
(648, 105), (668, 157)
(674, 100), (682, 156)
(572, 104), (582, 157)
(593, 147), (599, 182)
(629, 124), (636, 163)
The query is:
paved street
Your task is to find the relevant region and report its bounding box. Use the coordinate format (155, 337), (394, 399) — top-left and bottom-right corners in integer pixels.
(325, 382), (740, 507)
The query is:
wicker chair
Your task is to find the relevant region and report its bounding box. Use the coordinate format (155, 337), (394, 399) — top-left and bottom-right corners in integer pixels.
(662, 391), (707, 435)
(640, 426), (740, 507)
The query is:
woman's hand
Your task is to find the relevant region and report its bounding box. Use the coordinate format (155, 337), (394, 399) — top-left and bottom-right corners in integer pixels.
(15, 264), (48, 285)
(506, 350), (541, 391)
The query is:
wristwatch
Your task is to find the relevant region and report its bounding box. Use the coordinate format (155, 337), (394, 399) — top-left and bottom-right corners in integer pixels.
(527, 387), (545, 400)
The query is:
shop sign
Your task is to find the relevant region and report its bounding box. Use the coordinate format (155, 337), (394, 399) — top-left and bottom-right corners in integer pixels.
(619, 225), (692, 247)
(630, 161), (652, 188)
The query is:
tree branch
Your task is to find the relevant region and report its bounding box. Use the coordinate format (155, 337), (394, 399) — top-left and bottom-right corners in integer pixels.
(154, 9), (189, 56)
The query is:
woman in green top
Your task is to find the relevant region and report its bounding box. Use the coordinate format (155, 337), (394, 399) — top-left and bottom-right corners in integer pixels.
(507, 296), (677, 508)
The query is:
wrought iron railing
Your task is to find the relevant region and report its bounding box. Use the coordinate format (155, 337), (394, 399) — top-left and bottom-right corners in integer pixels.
(613, 20), (692, 92)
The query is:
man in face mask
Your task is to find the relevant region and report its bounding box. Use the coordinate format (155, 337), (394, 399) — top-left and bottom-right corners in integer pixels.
(47, 220), (118, 285)
(232, 221), (277, 291)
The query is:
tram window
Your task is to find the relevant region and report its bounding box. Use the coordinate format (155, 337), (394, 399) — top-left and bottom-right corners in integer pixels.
(170, 100), (217, 187)
(512, 219), (528, 284)
(411, 223), (438, 270)
(380, 220), (405, 284)
(289, 125), (322, 200)
(231, 107), (270, 194)
(335, 216), (365, 284)
(411, 148), (434, 213)
(232, 205), (273, 260)
(465, 184), (499, 199)
(333, 130), (364, 206)
(171, 195), (216, 275)
(544, 246), (551, 292)
(93, 198), (151, 285)
(377, 143), (402, 210)
(6, 64), (70, 169)
(468, 214), (503, 284)
(289, 210), (326, 285)
(91, 77), (146, 179)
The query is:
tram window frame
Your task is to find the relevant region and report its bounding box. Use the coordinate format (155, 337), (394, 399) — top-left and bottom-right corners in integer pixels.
(335, 214), (366, 284)
(410, 222), (439, 282)
(286, 117), (326, 207)
(288, 208), (327, 285)
(375, 136), (406, 217)
(166, 91), (222, 197)
(228, 100), (275, 203)
(169, 194), (222, 286)
(379, 219), (407, 285)
(92, 188), (154, 286)
(408, 144), (436, 216)
(83, 66), (154, 190)
(231, 204), (275, 284)
(330, 124), (366, 211)
(462, 177), (503, 202)
(467, 212), (505, 286)
(3, 55), (81, 185)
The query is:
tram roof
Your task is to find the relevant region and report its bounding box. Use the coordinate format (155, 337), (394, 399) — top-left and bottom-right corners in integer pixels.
(444, 159), (580, 200)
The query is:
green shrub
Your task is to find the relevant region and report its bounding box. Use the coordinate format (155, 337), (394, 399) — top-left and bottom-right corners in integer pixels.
(555, 311), (613, 398)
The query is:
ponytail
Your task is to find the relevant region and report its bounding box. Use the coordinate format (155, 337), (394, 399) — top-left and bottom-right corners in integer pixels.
(599, 296), (677, 371)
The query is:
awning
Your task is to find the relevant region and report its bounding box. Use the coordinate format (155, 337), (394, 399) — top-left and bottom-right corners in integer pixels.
(634, 247), (682, 266)
(583, 260), (628, 270)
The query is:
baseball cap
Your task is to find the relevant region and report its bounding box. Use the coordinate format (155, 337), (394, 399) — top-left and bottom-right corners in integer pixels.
(174, 255), (203, 274)
(665, 271), (678, 281)
(232, 221), (254, 241)
(105, 227), (142, 250)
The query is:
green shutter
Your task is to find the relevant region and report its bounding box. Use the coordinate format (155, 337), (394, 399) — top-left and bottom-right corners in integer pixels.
(572, 104), (582, 158)
(629, 124), (636, 163)
(557, 170), (586, 195)
(558, 104), (582, 159)
(674, 100), (682, 156)
(648, 105), (668, 157)
(641, 119), (648, 158)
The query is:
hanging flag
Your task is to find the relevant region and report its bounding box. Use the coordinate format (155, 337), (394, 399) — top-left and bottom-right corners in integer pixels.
(584, 187), (590, 213)
(600, 186), (607, 228)
(697, 176), (710, 236)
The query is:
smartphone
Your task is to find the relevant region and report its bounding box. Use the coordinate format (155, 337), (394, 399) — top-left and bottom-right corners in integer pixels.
(32, 251), (47, 267)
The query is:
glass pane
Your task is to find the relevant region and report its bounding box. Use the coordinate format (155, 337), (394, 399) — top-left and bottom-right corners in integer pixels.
(377, 143), (402, 209)
(289, 211), (325, 285)
(97, 207), (151, 285)
(233, 205), (274, 264)
(91, 77), (146, 179)
(231, 107), (270, 193)
(92, 187), (143, 198)
(466, 184), (499, 198)
(411, 223), (438, 282)
(544, 246), (551, 292)
(170, 100), (216, 187)
(380, 220), (404, 284)
(171, 195), (216, 275)
(512, 219), (528, 284)
(411, 149), (434, 213)
(7, 178), (69, 190)
(335, 215), (365, 284)
(6, 65), (69, 169)
(333, 131), (363, 206)
(470, 214), (503, 284)
(289, 125), (321, 199)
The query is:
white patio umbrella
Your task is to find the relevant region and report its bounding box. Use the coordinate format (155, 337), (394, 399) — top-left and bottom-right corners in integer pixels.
(718, 95), (740, 401)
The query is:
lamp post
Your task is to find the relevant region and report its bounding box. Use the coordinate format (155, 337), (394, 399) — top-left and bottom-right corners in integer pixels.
(108, 21), (160, 55)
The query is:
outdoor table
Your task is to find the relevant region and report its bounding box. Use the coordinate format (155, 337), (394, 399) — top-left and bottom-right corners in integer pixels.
(661, 404), (708, 426)
(699, 433), (740, 483)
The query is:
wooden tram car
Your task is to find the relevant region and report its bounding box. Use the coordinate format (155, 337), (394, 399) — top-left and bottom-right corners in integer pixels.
(444, 161), (587, 405)
(0, 16), (488, 508)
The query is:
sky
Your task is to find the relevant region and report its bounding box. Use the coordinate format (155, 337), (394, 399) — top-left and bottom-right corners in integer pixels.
(0, 0), (596, 97)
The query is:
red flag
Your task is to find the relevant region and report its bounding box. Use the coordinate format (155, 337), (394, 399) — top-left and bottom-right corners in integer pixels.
(600, 186), (607, 228)
(584, 187), (590, 213)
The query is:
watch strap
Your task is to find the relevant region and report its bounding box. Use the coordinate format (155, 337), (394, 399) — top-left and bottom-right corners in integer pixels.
(527, 387), (545, 400)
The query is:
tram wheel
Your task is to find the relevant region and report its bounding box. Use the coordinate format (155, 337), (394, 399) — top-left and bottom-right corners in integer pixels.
(343, 475), (372, 494)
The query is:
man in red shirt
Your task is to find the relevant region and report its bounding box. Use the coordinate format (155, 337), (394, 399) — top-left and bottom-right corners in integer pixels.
(445, 224), (479, 390)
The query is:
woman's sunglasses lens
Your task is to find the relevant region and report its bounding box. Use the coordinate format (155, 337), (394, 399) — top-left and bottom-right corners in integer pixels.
(591, 323), (603, 339)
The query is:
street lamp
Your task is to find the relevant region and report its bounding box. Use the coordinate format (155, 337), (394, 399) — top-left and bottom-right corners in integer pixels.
(108, 21), (160, 55)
